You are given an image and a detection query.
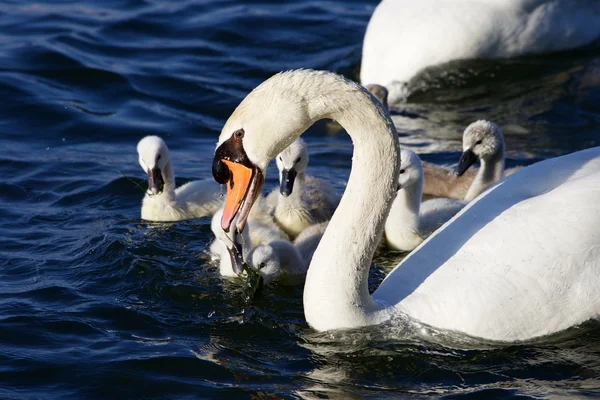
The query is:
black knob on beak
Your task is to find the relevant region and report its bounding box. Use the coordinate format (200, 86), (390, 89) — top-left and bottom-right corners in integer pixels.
(212, 158), (231, 184)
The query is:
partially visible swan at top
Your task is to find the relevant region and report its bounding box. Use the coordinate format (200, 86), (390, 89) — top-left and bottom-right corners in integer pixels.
(385, 148), (465, 252)
(265, 137), (339, 239)
(361, 0), (600, 103)
(137, 136), (223, 221)
(247, 221), (328, 285)
(422, 120), (512, 201)
(212, 69), (600, 342)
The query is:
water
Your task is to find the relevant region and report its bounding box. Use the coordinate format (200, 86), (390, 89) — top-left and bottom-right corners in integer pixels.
(1, 0), (600, 398)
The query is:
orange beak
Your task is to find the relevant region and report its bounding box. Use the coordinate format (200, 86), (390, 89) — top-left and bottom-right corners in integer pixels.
(221, 160), (254, 232)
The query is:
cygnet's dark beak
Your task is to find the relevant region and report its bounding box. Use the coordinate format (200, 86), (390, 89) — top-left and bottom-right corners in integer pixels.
(225, 230), (246, 275)
(279, 168), (297, 197)
(148, 167), (164, 195)
(455, 149), (478, 176)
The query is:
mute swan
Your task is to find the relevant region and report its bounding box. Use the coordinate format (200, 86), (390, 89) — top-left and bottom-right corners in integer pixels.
(385, 148), (465, 252)
(423, 120), (509, 201)
(137, 136), (222, 222)
(212, 69), (600, 342)
(265, 137), (339, 239)
(247, 221), (328, 285)
(361, 0), (600, 103)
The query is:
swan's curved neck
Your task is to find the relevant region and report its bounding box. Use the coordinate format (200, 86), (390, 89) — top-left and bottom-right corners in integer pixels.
(465, 149), (504, 202)
(302, 81), (400, 331)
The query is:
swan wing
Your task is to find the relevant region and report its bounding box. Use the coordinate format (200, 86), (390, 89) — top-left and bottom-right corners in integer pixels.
(375, 147), (600, 341)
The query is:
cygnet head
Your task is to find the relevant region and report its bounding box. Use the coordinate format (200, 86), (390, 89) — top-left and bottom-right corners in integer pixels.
(247, 245), (280, 286)
(397, 148), (424, 191)
(211, 208), (246, 275)
(456, 120), (504, 176)
(365, 84), (389, 110)
(137, 136), (172, 195)
(275, 137), (309, 197)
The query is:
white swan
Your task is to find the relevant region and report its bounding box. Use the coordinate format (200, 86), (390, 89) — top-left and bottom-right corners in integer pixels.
(423, 120), (510, 201)
(137, 136), (222, 222)
(247, 221), (328, 285)
(361, 0), (600, 103)
(265, 137), (339, 238)
(385, 148), (465, 252)
(212, 69), (600, 342)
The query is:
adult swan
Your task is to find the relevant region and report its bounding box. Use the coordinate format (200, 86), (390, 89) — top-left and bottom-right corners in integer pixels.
(361, 0), (600, 103)
(212, 70), (600, 342)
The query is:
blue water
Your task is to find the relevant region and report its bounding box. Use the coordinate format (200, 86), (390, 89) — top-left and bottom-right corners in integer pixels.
(1, 1), (600, 398)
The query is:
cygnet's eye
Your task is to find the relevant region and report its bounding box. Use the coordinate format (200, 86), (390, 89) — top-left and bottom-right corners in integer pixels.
(295, 157), (301, 163)
(258, 262), (266, 269)
(475, 140), (482, 145)
(399, 169), (406, 174)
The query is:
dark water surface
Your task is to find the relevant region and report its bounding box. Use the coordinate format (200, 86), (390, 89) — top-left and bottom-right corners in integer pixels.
(1, 1), (600, 398)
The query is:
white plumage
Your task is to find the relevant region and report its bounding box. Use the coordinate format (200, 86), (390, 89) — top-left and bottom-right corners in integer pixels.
(361, 0), (600, 103)
(385, 148), (465, 252)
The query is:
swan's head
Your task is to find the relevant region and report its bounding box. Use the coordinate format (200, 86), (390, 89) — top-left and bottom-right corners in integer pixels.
(397, 148), (423, 190)
(137, 135), (171, 195)
(213, 70), (330, 232)
(276, 138), (309, 197)
(211, 208), (246, 275)
(456, 120), (504, 176)
(365, 84), (389, 110)
(247, 245), (280, 286)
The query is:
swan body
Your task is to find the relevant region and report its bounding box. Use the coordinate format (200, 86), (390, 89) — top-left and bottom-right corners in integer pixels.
(423, 120), (508, 201)
(137, 136), (222, 221)
(385, 148), (465, 252)
(266, 138), (339, 238)
(361, 0), (600, 103)
(213, 69), (600, 341)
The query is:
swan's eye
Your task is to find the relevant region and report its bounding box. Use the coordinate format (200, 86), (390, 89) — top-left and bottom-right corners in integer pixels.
(156, 154), (161, 161)
(233, 129), (244, 139)
(295, 157), (301, 163)
(475, 140), (482, 145)
(399, 169), (405, 174)
(258, 262), (266, 269)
